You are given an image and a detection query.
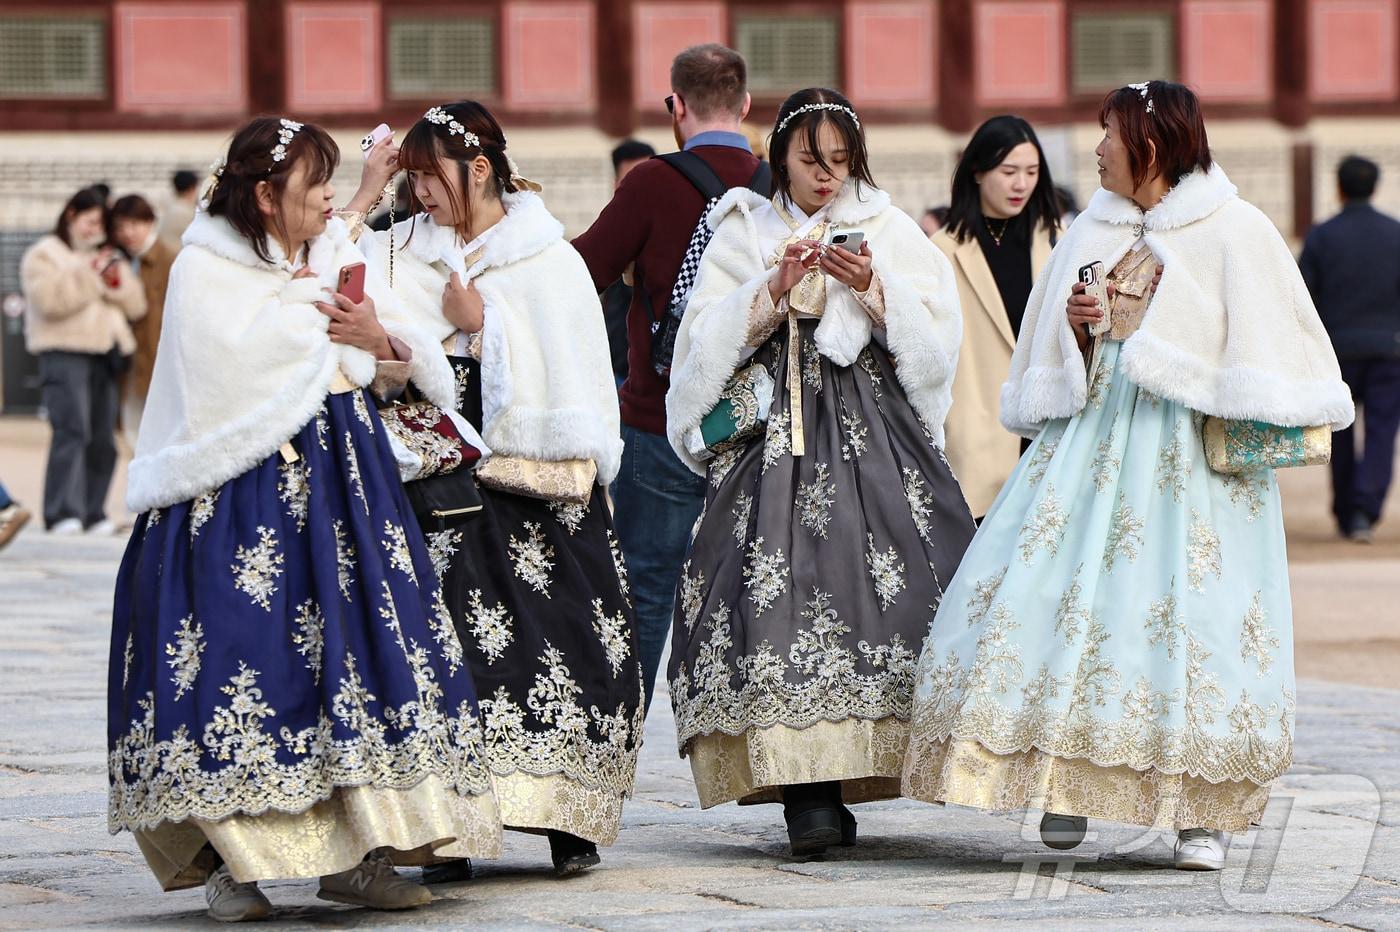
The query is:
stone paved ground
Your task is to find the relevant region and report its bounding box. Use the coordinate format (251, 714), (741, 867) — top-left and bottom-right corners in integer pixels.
(1, 528), (1398, 931)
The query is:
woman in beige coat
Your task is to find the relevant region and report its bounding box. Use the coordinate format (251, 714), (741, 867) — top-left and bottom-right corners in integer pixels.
(20, 187), (145, 534)
(934, 116), (1058, 519)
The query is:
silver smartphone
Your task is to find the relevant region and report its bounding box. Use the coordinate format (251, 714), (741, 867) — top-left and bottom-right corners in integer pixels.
(825, 229), (866, 253)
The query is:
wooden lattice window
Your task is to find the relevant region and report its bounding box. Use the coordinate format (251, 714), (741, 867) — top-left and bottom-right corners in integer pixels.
(1071, 12), (1175, 96)
(387, 16), (496, 99)
(0, 15), (106, 99)
(735, 14), (839, 96)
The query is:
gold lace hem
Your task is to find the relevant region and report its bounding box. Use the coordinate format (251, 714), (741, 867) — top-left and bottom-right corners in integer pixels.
(901, 736), (1271, 833)
(684, 716), (909, 808)
(492, 769), (627, 846)
(131, 775), (502, 891)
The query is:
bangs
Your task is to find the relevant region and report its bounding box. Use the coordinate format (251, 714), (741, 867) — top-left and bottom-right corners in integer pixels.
(294, 125), (341, 185)
(798, 114), (862, 180)
(397, 121), (445, 175)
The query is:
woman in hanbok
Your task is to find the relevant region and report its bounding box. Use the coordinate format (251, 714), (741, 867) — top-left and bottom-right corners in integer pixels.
(353, 101), (643, 876)
(664, 88), (975, 858)
(901, 82), (1353, 870)
(108, 117), (501, 922)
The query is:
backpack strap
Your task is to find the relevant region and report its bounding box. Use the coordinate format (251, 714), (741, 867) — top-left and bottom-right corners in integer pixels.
(746, 160), (774, 198)
(655, 151), (730, 202)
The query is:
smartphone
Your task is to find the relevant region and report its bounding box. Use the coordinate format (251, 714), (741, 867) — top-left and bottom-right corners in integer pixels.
(360, 123), (392, 158)
(1078, 261), (1112, 337)
(826, 229), (866, 253)
(99, 255), (121, 288)
(337, 262), (366, 303)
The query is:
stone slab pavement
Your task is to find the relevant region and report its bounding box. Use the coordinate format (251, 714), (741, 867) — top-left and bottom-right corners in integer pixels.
(1, 530), (1398, 931)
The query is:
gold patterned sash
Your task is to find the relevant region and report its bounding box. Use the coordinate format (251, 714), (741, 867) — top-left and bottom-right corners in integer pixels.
(771, 201), (830, 457)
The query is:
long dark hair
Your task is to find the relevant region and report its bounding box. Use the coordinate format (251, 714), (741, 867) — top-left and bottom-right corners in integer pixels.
(205, 116), (340, 263)
(53, 187), (107, 248)
(397, 100), (518, 243)
(945, 115), (1059, 244)
(769, 88), (875, 207)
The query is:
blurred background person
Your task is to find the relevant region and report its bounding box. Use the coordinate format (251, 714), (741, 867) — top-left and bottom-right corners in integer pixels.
(1055, 184), (1081, 227)
(157, 169), (200, 248)
(109, 193), (175, 450)
(920, 205), (949, 238)
(19, 186), (145, 535)
(934, 115), (1059, 520)
(1300, 154), (1400, 543)
(602, 138), (657, 385)
(0, 479), (31, 551)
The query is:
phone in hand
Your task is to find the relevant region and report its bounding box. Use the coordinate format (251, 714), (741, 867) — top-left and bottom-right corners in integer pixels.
(337, 262), (366, 304)
(360, 123), (392, 158)
(1078, 261), (1112, 336)
(99, 255), (121, 288)
(826, 229), (866, 254)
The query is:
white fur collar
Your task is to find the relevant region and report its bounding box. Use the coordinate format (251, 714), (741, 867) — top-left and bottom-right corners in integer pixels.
(401, 191), (564, 277)
(1083, 164), (1238, 232)
(182, 209), (346, 279)
(707, 182), (892, 232)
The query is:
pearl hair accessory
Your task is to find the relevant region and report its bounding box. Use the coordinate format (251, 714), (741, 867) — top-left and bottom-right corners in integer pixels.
(775, 102), (861, 136)
(424, 106), (481, 149)
(1127, 82), (1156, 115)
(270, 118), (304, 164)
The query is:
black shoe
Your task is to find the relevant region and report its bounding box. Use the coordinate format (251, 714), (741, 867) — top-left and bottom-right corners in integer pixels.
(547, 830), (600, 876)
(1348, 511), (1374, 544)
(837, 804), (857, 846)
(421, 858), (474, 885)
(783, 784), (842, 856)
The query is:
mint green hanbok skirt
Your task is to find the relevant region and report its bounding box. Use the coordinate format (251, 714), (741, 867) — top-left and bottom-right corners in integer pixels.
(901, 338), (1293, 833)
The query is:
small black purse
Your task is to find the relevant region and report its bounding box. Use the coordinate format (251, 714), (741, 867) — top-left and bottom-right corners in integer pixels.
(404, 469), (484, 532)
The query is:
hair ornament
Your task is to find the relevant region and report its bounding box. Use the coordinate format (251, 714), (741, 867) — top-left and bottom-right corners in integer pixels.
(270, 118), (304, 164)
(1127, 82), (1156, 115)
(504, 151), (543, 193)
(199, 156), (226, 211)
(424, 107), (481, 150)
(775, 102), (861, 136)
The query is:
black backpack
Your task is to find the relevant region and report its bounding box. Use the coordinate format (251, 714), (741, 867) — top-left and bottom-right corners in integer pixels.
(645, 152), (773, 379)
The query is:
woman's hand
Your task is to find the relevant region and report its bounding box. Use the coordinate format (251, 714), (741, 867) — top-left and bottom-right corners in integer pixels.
(442, 272), (485, 334)
(344, 136), (400, 215)
(1067, 280), (1115, 350)
(769, 240), (822, 304)
(819, 240), (874, 292)
(317, 292), (394, 360)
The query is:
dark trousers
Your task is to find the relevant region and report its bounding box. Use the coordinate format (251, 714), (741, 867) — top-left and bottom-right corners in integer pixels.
(1332, 357), (1400, 530)
(609, 424), (706, 710)
(39, 350), (119, 529)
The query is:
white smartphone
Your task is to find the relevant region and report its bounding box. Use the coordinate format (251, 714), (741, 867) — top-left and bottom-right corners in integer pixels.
(825, 229), (866, 253)
(360, 123), (392, 158)
(1078, 260), (1112, 337)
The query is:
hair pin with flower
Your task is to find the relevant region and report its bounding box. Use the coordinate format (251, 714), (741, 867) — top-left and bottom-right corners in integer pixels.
(424, 106), (481, 150)
(1127, 82), (1156, 115)
(270, 118), (303, 164)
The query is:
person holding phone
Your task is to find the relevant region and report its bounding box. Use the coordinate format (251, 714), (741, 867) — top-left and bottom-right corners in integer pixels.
(934, 116), (1061, 520)
(902, 82), (1351, 871)
(109, 117), (501, 921)
(20, 186), (146, 535)
(357, 100), (640, 879)
(663, 87), (974, 858)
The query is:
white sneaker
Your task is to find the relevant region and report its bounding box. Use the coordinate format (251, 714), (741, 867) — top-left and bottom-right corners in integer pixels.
(318, 850), (432, 910)
(85, 518), (118, 536)
(49, 518), (83, 536)
(1039, 812), (1088, 850)
(205, 864), (272, 922)
(1174, 828), (1228, 870)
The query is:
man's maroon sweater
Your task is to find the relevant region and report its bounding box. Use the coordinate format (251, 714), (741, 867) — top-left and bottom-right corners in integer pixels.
(573, 145), (762, 436)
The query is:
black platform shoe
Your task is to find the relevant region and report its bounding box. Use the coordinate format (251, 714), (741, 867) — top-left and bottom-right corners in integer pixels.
(547, 830), (601, 876)
(421, 858), (474, 885)
(837, 804), (857, 846)
(783, 783), (843, 856)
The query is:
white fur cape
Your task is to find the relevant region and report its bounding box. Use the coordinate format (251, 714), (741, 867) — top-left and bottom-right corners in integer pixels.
(126, 212), (456, 512)
(1001, 164), (1354, 437)
(361, 193), (623, 484)
(665, 184), (963, 475)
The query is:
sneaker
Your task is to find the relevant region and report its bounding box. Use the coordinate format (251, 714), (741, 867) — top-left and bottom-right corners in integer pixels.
(1174, 828), (1227, 870)
(318, 850), (431, 910)
(205, 864), (272, 923)
(85, 518), (119, 536)
(1039, 812), (1088, 850)
(49, 517), (83, 536)
(1348, 512), (1374, 544)
(0, 505), (31, 551)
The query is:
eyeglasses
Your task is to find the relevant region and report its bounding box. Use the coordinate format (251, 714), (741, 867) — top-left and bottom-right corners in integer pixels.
(665, 94), (675, 115)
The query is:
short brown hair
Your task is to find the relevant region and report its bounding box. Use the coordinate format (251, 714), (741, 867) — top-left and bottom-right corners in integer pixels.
(670, 44), (747, 119)
(111, 194), (156, 224)
(1099, 81), (1212, 190)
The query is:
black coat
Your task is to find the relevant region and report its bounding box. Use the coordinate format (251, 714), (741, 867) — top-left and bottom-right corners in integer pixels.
(1300, 202), (1400, 360)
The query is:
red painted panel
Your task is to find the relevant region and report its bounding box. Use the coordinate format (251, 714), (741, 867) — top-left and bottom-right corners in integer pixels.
(1310, 0), (1399, 100)
(1181, 1), (1272, 102)
(115, 2), (246, 113)
(846, 1), (937, 106)
(286, 2), (381, 112)
(504, 1), (596, 111)
(633, 2), (727, 109)
(975, 1), (1065, 106)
